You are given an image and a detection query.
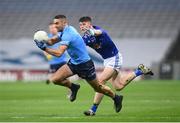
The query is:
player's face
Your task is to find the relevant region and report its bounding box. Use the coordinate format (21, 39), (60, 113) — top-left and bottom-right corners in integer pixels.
(53, 19), (64, 32)
(79, 21), (91, 33)
(49, 24), (58, 35)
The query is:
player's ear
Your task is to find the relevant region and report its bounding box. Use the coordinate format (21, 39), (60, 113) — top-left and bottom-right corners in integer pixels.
(63, 19), (68, 25)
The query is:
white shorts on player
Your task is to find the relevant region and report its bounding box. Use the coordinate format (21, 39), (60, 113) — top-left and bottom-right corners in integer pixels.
(104, 53), (123, 72)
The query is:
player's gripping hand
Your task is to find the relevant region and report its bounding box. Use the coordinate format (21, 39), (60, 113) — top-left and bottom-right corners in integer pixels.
(86, 28), (95, 36)
(34, 40), (47, 51)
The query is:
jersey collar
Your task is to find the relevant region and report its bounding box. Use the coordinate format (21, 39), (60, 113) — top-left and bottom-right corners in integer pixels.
(62, 25), (69, 33)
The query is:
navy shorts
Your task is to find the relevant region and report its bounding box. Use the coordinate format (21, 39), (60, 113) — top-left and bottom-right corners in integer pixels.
(49, 62), (66, 73)
(67, 60), (96, 81)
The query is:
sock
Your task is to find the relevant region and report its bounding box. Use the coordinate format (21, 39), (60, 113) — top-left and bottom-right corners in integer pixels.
(91, 104), (99, 113)
(134, 69), (143, 77)
(70, 83), (76, 90)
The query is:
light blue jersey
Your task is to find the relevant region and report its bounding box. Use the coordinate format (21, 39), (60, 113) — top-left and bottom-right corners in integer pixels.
(58, 25), (90, 65)
(46, 33), (67, 65)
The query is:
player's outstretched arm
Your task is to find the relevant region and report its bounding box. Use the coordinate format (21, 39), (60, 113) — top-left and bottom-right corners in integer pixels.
(87, 28), (102, 36)
(45, 45), (67, 57)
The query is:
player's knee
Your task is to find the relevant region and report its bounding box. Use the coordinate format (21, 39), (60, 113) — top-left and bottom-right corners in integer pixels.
(93, 85), (102, 93)
(95, 89), (103, 94)
(49, 76), (61, 85)
(95, 84), (108, 93)
(114, 84), (124, 91)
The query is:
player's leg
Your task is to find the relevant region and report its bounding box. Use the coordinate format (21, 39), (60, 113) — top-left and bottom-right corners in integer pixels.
(84, 53), (124, 116)
(93, 67), (116, 102)
(86, 78), (123, 114)
(49, 64), (80, 102)
(111, 71), (136, 91)
(46, 62), (66, 84)
(77, 60), (123, 113)
(90, 53), (123, 105)
(49, 64), (72, 87)
(76, 60), (123, 113)
(84, 67), (118, 115)
(112, 64), (154, 91)
(84, 69), (135, 116)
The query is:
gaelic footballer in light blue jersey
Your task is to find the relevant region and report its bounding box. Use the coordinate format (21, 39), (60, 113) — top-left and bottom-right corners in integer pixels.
(79, 16), (153, 116)
(34, 15), (123, 113)
(43, 23), (67, 84)
(45, 32), (67, 73)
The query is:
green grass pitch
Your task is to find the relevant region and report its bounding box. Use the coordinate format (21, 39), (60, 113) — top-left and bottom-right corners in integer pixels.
(0, 80), (180, 122)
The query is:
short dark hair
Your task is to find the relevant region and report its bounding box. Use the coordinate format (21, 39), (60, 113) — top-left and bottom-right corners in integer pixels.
(54, 15), (66, 19)
(79, 16), (92, 22)
(49, 22), (54, 25)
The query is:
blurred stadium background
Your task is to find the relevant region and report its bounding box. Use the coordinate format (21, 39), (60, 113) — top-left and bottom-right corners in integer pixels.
(0, 0), (180, 122)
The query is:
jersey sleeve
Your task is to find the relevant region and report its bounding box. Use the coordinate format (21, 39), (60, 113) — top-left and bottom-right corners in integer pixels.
(59, 32), (72, 46)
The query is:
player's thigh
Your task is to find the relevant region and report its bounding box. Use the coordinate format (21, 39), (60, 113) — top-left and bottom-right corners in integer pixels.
(50, 64), (73, 82)
(102, 53), (122, 84)
(99, 67), (117, 84)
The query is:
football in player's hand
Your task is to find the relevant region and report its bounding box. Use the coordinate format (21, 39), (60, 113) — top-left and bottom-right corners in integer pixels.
(34, 30), (49, 43)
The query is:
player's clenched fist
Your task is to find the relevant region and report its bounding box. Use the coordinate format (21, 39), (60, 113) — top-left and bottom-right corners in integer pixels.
(34, 40), (47, 51)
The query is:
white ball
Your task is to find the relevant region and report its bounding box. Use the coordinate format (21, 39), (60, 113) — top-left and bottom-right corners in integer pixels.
(34, 31), (49, 42)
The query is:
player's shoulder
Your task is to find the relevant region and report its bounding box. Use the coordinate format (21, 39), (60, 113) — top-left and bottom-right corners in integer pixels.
(62, 25), (80, 41)
(64, 25), (79, 36)
(62, 26), (73, 36)
(65, 25), (77, 32)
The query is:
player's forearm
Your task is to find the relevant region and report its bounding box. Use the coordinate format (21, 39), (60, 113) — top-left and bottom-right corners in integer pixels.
(89, 29), (102, 36)
(47, 35), (59, 45)
(45, 48), (63, 57)
(94, 29), (102, 36)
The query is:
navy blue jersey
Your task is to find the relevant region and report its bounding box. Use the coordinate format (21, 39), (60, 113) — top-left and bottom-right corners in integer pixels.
(82, 26), (118, 59)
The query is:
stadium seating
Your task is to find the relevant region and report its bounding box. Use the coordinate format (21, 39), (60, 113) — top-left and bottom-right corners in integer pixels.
(0, 0), (180, 39)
